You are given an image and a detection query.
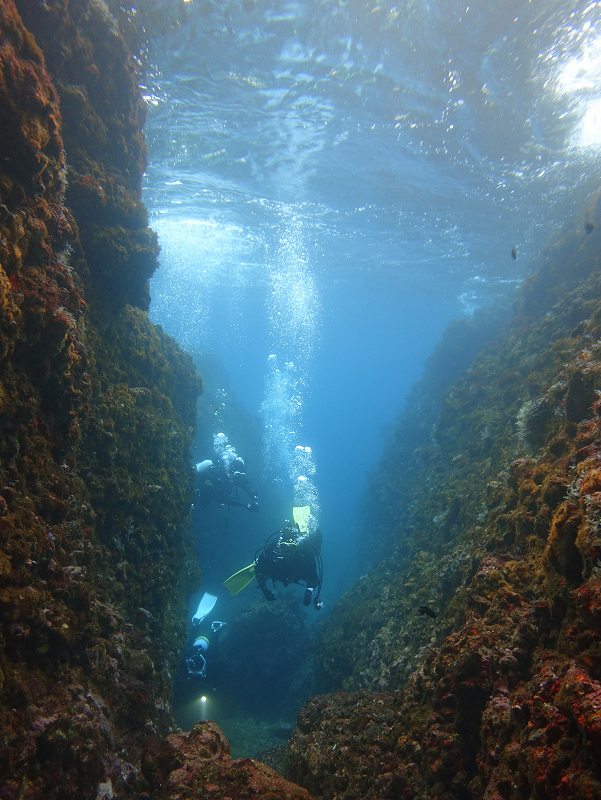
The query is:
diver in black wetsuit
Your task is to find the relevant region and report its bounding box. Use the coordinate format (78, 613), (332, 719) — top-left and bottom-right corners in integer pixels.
(172, 594), (227, 719)
(195, 454), (259, 512)
(182, 620), (227, 682)
(255, 521), (323, 609)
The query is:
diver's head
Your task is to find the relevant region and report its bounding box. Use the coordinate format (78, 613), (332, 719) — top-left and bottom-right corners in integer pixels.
(192, 635), (209, 653)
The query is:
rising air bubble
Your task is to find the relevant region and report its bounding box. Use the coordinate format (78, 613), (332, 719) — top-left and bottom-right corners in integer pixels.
(260, 211), (321, 523)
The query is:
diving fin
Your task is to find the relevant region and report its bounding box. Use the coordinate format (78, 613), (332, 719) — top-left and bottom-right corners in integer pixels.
(192, 592), (218, 624)
(293, 505), (311, 534)
(223, 562), (256, 595)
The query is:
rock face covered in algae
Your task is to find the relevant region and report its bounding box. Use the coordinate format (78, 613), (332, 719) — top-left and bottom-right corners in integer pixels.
(288, 206), (601, 797)
(0, 3), (307, 798)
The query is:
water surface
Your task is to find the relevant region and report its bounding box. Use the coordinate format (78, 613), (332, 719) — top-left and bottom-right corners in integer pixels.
(143, 0), (601, 600)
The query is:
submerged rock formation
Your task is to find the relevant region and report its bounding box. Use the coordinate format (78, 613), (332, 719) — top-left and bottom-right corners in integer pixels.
(215, 600), (314, 720)
(0, 3), (305, 799)
(0, 1), (198, 795)
(142, 721), (312, 800)
(0, 0), (318, 800)
(289, 206), (601, 797)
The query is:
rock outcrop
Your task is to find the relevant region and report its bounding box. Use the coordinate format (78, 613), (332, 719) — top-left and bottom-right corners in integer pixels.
(142, 721), (312, 800)
(289, 206), (601, 798)
(0, 1), (204, 796)
(0, 4), (319, 797)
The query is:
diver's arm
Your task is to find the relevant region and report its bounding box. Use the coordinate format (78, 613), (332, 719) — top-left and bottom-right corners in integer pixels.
(231, 472), (259, 510)
(255, 568), (275, 601)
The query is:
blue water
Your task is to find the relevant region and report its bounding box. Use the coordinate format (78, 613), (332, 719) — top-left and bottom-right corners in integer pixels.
(143, 0), (601, 609)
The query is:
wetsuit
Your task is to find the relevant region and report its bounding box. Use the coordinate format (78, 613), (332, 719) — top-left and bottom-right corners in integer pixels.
(255, 525), (322, 604)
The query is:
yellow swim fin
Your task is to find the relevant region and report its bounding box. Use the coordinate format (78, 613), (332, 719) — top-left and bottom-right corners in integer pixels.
(293, 505), (311, 534)
(224, 562), (256, 595)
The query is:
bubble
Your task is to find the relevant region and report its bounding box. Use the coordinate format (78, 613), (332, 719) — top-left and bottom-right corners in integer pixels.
(213, 432), (240, 470)
(260, 211), (321, 525)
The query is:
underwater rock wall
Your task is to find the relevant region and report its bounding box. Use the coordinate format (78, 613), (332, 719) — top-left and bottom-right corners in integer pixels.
(0, 5), (319, 798)
(356, 305), (509, 573)
(289, 208), (601, 798)
(0, 2), (204, 797)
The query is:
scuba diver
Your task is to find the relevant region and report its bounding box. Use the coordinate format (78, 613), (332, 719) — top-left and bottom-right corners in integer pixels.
(224, 506), (323, 609)
(195, 432), (259, 512)
(172, 592), (227, 723)
(255, 520), (323, 608)
(180, 592), (227, 683)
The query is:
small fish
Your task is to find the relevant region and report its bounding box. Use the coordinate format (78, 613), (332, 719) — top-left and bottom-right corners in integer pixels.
(511, 246), (517, 260)
(585, 222), (594, 235)
(418, 605), (437, 619)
